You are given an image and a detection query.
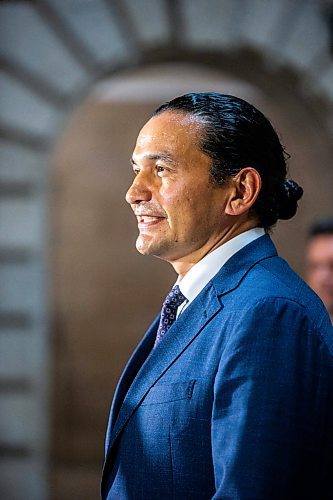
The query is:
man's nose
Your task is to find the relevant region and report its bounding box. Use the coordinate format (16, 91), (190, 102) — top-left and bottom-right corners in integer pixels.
(125, 173), (152, 205)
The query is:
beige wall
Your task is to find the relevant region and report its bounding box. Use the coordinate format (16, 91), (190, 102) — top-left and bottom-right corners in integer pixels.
(52, 101), (176, 498)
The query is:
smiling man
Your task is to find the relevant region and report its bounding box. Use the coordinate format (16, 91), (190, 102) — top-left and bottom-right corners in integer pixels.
(101, 93), (333, 499)
(129, 111), (245, 273)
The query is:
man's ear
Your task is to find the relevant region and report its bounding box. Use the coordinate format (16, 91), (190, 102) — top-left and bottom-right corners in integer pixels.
(225, 168), (261, 216)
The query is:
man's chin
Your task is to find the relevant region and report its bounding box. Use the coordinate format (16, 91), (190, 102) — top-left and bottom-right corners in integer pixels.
(135, 236), (156, 256)
(136, 244), (152, 256)
(135, 235), (170, 259)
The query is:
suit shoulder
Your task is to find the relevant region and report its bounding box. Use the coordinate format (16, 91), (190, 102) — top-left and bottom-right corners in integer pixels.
(230, 256), (333, 353)
(241, 255), (320, 307)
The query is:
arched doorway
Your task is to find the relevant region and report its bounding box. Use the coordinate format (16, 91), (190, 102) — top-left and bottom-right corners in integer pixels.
(52, 61), (333, 499)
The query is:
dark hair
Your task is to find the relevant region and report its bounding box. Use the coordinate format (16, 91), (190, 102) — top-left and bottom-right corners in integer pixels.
(154, 92), (303, 229)
(308, 218), (333, 238)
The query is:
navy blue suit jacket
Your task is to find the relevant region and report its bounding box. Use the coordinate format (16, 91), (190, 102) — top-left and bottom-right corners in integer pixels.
(102, 235), (333, 499)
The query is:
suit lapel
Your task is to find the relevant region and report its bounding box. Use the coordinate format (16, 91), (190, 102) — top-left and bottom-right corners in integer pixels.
(105, 315), (159, 451)
(107, 284), (222, 451)
(104, 234), (278, 467)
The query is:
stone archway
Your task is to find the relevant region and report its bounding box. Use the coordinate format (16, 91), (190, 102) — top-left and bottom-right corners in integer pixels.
(52, 59), (333, 499)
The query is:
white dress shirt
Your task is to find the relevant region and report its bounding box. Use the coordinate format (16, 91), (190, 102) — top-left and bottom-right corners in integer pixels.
(176, 227), (265, 317)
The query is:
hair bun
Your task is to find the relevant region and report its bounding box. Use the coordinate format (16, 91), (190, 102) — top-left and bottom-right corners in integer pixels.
(277, 179), (303, 220)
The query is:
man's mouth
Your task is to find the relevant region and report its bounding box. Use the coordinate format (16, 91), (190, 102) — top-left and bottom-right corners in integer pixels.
(136, 215), (165, 227)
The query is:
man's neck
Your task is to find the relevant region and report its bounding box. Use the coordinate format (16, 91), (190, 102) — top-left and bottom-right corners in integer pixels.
(170, 220), (259, 279)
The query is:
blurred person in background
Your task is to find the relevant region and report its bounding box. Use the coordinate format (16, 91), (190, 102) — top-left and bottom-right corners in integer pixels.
(102, 93), (333, 500)
(305, 218), (333, 323)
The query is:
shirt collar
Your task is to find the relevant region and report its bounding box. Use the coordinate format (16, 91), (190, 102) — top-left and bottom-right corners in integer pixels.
(177, 227), (265, 304)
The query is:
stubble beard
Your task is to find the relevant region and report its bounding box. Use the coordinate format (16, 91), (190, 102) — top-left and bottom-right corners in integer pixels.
(135, 230), (177, 260)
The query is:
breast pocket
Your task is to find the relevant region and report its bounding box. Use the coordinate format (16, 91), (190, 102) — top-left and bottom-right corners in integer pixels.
(141, 380), (196, 406)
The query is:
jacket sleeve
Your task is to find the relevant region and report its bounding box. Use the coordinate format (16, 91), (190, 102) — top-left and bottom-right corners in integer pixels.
(211, 297), (332, 499)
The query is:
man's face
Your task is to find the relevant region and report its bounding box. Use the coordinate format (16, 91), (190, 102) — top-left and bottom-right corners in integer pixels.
(126, 111), (231, 267)
(306, 234), (333, 317)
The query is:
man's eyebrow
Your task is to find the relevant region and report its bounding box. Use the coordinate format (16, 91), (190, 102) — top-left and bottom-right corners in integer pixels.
(130, 153), (176, 165)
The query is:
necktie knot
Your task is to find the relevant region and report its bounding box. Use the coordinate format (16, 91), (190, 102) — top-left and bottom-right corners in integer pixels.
(154, 285), (186, 348)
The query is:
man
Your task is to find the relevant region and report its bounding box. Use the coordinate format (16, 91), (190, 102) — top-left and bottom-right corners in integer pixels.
(305, 218), (333, 323)
(102, 93), (333, 499)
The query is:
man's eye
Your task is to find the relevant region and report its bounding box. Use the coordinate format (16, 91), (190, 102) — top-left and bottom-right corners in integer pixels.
(156, 165), (166, 173)
(133, 168), (140, 176)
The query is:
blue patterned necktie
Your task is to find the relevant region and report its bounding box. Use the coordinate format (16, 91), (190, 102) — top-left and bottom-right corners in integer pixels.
(154, 285), (187, 348)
